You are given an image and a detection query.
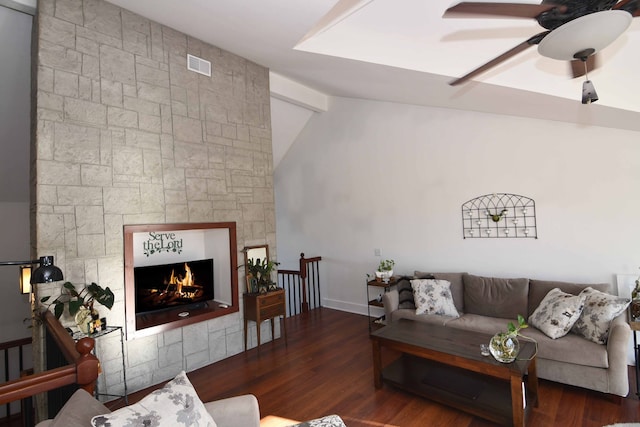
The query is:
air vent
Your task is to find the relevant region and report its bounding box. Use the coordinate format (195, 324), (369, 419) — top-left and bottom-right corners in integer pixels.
(187, 54), (211, 77)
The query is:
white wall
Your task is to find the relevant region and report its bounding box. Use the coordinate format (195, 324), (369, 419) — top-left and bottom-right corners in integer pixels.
(274, 96), (640, 315)
(0, 203), (32, 341)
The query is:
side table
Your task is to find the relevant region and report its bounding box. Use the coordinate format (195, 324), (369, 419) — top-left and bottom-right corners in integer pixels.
(71, 326), (128, 403)
(243, 289), (287, 350)
(630, 319), (639, 397)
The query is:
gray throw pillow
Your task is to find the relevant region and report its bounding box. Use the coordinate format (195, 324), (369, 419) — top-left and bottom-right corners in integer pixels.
(397, 277), (421, 309)
(50, 389), (110, 427)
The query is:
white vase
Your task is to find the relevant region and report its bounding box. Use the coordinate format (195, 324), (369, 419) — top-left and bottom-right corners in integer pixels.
(375, 270), (393, 281)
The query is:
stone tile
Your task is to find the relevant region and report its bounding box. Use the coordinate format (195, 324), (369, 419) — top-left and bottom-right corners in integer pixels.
(174, 141), (208, 169)
(54, 69), (79, 97)
(54, 122), (100, 164)
(113, 147), (143, 176)
(38, 160), (81, 186)
(165, 204), (189, 223)
(58, 185), (103, 205)
(76, 36), (99, 56)
(136, 63), (169, 88)
(38, 40), (82, 74)
(158, 342), (183, 368)
(137, 82), (171, 105)
(76, 205), (104, 234)
(99, 45), (135, 85)
(142, 149), (162, 177)
(36, 213), (65, 248)
(64, 97), (106, 126)
(101, 79), (123, 107)
(123, 96), (160, 116)
(83, 0), (122, 40)
(185, 178), (207, 201)
(122, 9), (150, 35)
(183, 323), (209, 354)
(38, 91), (64, 112)
(139, 183), (164, 213)
(173, 115), (203, 143)
(108, 106), (138, 128)
(103, 187), (141, 214)
(125, 129), (161, 149)
(188, 201), (214, 222)
(82, 54), (100, 80)
(39, 13), (76, 49)
(123, 28), (149, 57)
(77, 234), (105, 257)
(139, 113), (161, 134)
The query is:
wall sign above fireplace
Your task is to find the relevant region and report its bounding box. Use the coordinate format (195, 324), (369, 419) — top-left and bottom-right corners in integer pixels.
(142, 232), (184, 256)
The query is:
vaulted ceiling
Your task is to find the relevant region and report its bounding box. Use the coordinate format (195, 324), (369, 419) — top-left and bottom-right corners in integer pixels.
(103, 0), (640, 132)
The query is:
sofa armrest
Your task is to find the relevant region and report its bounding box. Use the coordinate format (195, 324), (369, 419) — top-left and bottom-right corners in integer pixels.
(204, 394), (260, 427)
(382, 289), (399, 322)
(606, 314), (632, 396)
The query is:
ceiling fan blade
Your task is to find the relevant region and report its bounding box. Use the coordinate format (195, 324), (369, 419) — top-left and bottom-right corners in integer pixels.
(449, 32), (550, 86)
(570, 54), (598, 79)
(444, 2), (566, 19)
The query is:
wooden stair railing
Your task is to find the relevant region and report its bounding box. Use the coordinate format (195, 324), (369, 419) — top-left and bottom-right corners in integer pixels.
(1, 336), (31, 421)
(277, 253), (322, 315)
(0, 310), (100, 425)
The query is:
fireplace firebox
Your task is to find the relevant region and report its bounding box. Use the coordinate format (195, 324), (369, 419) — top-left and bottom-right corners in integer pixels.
(134, 259), (214, 314)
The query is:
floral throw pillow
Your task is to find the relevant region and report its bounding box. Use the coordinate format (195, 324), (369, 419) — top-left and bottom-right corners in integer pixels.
(528, 288), (586, 339)
(571, 287), (630, 344)
(286, 414), (347, 427)
(91, 371), (216, 427)
(410, 279), (460, 318)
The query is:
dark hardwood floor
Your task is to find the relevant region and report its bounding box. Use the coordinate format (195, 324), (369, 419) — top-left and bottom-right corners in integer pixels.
(116, 308), (640, 427)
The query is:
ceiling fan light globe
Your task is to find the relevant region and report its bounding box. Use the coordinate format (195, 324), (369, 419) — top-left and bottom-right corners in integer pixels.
(538, 10), (632, 61)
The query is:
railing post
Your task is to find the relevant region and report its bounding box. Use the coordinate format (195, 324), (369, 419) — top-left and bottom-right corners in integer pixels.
(299, 253), (309, 313)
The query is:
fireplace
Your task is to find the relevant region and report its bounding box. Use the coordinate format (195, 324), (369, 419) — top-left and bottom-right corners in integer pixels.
(134, 259), (214, 314)
(124, 222), (239, 340)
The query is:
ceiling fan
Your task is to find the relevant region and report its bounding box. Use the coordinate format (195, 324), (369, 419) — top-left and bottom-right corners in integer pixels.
(444, 0), (640, 90)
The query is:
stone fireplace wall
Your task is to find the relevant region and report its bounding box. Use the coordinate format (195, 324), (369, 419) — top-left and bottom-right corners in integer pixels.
(33, 0), (274, 395)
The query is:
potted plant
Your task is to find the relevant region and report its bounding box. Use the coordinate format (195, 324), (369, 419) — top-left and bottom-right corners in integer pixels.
(40, 282), (115, 333)
(244, 258), (280, 294)
(489, 314), (533, 363)
(375, 259), (395, 282)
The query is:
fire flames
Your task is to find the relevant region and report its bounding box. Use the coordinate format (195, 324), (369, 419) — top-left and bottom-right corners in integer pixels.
(139, 262), (205, 308)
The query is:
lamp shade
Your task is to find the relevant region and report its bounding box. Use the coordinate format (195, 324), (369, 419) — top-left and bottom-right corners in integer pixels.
(30, 256), (64, 284)
(538, 11), (632, 60)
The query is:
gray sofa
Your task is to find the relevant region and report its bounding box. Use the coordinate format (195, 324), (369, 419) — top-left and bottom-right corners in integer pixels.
(382, 272), (631, 397)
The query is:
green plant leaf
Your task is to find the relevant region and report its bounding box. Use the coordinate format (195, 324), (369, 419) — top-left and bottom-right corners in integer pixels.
(54, 302), (64, 319)
(40, 296), (50, 303)
(95, 286), (115, 310)
(68, 299), (83, 316)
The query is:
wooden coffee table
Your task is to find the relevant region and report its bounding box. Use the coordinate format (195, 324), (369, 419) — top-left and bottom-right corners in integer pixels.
(371, 319), (538, 427)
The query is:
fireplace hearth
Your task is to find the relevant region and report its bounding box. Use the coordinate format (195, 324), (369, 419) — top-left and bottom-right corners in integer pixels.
(134, 259), (214, 314)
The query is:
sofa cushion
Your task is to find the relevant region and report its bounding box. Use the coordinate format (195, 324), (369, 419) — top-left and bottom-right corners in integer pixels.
(91, 371), (216, 427)
(49, 389), (110, 427)
(415, 271), (465, 313)
(571, 287), (630, 344)
(462, 273), (529, 319)
(519, 326), (609, 368)
(528, 288), (586, 339)
(528, 279), (611, 317)
(411, 279), (460, 318)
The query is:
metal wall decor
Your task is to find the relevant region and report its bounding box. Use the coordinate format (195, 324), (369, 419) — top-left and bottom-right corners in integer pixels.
(462, 193), (537, 239)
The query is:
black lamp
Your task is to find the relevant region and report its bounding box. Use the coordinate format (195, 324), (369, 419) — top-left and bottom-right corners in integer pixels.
(0, 256), (64, 293)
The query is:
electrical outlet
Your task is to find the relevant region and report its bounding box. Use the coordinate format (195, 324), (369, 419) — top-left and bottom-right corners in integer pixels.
(374, 248), (381, 256)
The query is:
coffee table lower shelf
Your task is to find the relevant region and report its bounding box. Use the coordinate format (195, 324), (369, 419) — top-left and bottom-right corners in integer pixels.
(382, 355), (533, 427)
